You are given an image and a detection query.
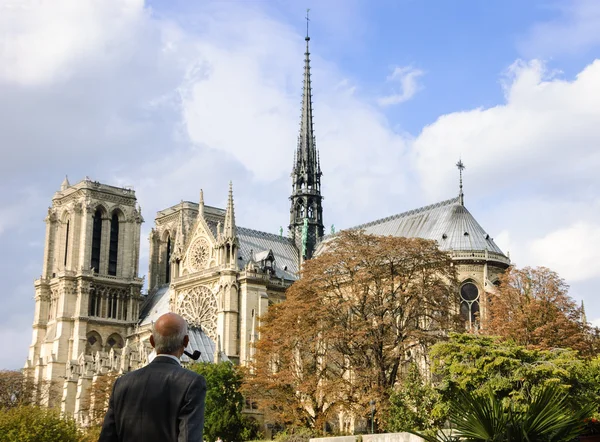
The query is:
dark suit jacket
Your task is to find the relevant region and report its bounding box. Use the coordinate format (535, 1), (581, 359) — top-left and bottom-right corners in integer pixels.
(99, 356), (207, 442)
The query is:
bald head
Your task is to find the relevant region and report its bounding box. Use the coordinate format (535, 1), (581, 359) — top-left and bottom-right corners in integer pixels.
(150, 313), (189, 356)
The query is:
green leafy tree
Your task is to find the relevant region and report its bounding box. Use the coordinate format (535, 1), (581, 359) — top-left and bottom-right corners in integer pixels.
(386, 363), (444, 434)
(189, 361), (262, 442)
(430, 333), (600, 413)
(0, 405), (81, 442)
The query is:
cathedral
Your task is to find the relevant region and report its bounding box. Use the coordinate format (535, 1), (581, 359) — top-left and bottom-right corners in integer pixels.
(24, 33), (510, 422)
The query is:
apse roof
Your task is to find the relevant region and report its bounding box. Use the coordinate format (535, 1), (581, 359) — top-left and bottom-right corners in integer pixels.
(350, 196), (506, 255)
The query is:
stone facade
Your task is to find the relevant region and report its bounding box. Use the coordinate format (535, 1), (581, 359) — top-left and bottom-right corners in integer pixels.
(24, 178), (144, 419)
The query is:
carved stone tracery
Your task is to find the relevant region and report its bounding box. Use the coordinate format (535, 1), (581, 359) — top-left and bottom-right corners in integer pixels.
(176, 286), (217, 341)
(188, 238), (210, 271)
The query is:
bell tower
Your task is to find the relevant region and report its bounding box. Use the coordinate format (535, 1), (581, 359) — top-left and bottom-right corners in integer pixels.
(25, 177), (144, 412)
(289, 21), (324, 261)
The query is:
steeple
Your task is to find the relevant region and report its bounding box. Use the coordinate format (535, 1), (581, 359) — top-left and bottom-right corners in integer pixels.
(289, 11), (324, 261)
(456, 159), (465, 206)
(223, 181), (237, 240)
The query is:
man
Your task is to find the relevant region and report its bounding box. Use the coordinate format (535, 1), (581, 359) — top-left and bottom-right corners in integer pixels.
(99, 313), (206, 442)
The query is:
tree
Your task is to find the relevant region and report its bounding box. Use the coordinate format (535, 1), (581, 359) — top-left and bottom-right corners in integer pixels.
(414, 384), (592, 442)
(483, 266), (592, 355)
(385, 363), (444, 434)
(0, 370), (57, 409)
(246, 231), (461, 430)
(0, 405), (81, 442)
(189, 362), (262, 442)
(430, 333), (600, 413)
(81, 372), (119, 427)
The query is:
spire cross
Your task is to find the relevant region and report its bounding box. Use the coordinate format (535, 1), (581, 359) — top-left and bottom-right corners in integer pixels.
(305, 9), (310, 40)
(456, 159), (465, 205)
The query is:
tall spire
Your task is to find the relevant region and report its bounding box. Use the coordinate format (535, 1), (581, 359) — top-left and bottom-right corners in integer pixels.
(292, 8), (320, 182)
(223, 181), (236, 239)
(456, 159), (465, 206)
(289, 12), (324, 261)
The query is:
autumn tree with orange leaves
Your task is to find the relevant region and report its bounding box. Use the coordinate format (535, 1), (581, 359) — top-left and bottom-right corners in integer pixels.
(483, 266), (595, 356)
(244, 231), (462, 431)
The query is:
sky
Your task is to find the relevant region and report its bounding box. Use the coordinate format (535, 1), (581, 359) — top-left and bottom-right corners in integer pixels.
(1, 0), (600, 369)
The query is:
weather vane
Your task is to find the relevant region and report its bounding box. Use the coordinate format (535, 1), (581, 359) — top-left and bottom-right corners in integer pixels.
(305, 8), (310, 40)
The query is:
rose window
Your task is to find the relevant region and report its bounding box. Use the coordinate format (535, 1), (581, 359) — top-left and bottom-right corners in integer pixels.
(176, 286), (217, 341)
(189, 238), (210, 271)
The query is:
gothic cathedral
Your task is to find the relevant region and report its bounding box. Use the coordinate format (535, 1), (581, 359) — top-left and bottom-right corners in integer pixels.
(25, 34), (509, 422)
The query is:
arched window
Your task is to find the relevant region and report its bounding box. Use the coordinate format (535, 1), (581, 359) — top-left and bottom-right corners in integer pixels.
(89, 288), (98, 317)
(308, 206), (314, 219)
(460, 282), (480, 329)
(166, 236), (172, 284)
(64, 220), (70, 267)
(108, 213), (119, 276)
(91, 209), (103, 272)
(106, 333), (124, 350)
(85, 331), (103, 355)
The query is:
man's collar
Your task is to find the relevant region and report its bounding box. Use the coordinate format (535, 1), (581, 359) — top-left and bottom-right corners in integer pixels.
(154, 354), (181, 365)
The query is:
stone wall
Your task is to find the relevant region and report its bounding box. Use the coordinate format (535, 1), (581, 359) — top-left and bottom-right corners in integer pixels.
(310, 433), (424, 442)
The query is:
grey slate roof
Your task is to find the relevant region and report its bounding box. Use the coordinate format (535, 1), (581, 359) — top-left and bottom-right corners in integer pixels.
(182, 327), (215, 363)
(237, 227), (299, 280)
(139, 284), (171, 327)
(349, 197), (506, 255)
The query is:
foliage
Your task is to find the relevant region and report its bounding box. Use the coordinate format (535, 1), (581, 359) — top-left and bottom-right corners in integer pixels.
(274, 426), (318, 442)
(431, 333), (600, 412)
(0, 370), (58, 408)
(246, 231), (461, 430)
(189, 361), (262, 442)
(483, 266), (594, 356)
(81, 372), (119, 428)
(0, 405), (81, 442)
(413, 384), (592, 442)
(385, 363), (444, 434)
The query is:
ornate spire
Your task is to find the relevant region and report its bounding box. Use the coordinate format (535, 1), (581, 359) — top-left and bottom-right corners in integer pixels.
(288, 13), (324, 261)
(456, 159), (465, 206)
(223, 181), (236, 239)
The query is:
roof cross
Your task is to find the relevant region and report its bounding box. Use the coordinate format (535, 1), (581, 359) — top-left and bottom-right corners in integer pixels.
(305, 8), (310, 40)
(456, 159), (465, 205)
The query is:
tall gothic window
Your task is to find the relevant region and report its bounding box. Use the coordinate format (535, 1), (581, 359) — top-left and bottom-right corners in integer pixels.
(165, 236), (172, 284)
(89, 288), (99, 317)
(108, 213), (119, 276)
(91, 209), (103, 272)
(64, 220), (70, 266)
(460, 282), (480, 329)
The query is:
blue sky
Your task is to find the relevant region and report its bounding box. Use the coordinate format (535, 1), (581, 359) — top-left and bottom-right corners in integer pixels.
(1, 0), (600, 369)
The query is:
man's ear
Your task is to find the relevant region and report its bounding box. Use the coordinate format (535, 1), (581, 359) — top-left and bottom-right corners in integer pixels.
(183, 335), (189, 348)
(150, 335), (156, 348)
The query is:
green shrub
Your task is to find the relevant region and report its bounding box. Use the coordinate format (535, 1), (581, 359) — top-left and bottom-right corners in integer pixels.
(0, 405), (81, 442)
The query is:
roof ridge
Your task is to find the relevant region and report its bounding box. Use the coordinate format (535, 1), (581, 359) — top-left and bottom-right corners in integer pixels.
(238, 225), (294, 244)
(350, 196), (461, 231)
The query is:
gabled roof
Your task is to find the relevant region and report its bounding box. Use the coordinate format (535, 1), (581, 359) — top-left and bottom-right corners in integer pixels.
(349, 196), (506, 255)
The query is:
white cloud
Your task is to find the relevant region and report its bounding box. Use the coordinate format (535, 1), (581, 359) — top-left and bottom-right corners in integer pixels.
(530, 222), (600, 282)
(0, 0), (148, 85)
(519, 0), (600, 58)
(377, 66), (424, 106)
(412, 59), (600, 203)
